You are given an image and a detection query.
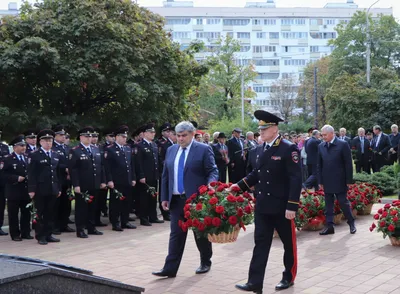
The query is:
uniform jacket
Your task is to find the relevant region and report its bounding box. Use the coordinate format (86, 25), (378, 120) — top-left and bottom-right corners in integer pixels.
(161, 141), (218, 203)
(317, 137), (353, 194)
(52, 142), (69, 186)
(137, 140), (159, 183)
(0, 143), (10, 187)
(25, 145), (36, 154)
(2, 153), (29, 201)
(305, 137), (320, 165)
(212, 143), (229, 167)
(27, 149), (61, 196)
(246, 147), (258, 175)
(351, 136), (372, 161)
(157, 137), (173, 170)
(238, 136), (302, 214)
(104, 144), (135, 186)
(69, 144), (105, 192)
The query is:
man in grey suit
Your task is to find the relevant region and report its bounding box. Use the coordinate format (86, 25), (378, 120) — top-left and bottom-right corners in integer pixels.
(152, 121), (219, 278)
(318, 125), (356, 235)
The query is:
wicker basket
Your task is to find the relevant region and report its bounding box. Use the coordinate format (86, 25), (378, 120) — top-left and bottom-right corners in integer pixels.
(208, 229), (240, 243)
(302, 222), (324, 231)
(358, 203), (373, 215)
(334, 213), (343, 225)
(389, 236), (400, 246)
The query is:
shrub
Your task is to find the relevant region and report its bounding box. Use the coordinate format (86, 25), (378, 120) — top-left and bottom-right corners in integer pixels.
(380, 165), (395, 177)
(370, 172), (397, 196)
(353, 172), (372, 184)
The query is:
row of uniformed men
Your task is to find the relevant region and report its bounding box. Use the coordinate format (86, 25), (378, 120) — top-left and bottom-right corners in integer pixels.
(0, 122), (177, 245)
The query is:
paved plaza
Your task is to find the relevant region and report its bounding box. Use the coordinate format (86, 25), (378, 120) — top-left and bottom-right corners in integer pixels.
(1, 204), (400, 294)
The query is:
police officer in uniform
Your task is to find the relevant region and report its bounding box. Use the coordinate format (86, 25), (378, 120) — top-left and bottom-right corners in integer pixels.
(156, 122), (174, 221)
(0, 130), (11, 236)
(3, 136), (32, 241)
(104, 125), (136, 231)
(28, 130), (62, 245)
(52, 125), (75, 234)
(233, 111), (302, 293)
(137, 123), (163, 226)
(69, 127), (106, 238)
(24, 129), (38, 154)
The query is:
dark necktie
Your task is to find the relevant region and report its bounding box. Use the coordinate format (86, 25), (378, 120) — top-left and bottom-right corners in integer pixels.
(46, 151), (51, 159)
(264, 144), (270, 151)
(87, 148), (92, 158)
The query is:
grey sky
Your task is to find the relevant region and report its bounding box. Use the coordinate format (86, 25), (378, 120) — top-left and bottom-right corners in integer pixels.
(1, 0), (399, 19)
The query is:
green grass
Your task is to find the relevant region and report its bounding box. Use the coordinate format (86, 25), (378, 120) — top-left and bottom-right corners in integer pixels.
(383, 194), (398, 199)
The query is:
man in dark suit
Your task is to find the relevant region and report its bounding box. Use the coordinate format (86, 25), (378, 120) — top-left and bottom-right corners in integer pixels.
(371, 125), (391, 172)
(303, 130), (320, 191)
(388, 124), (400, 165)
(338, 128), (351, 146)
(212, 132), (229, 183)
(352, 128), (372, 173)
(69, 127), (106, 238)
(152, 121), (218, 278)
(3, 136), (32, 241)
(0, 130), (10, 236)
(227, 128), (246, 183)
(27, 129), (62, 245)
(317, 125), (356, 236)
(234, 110), (302, 293)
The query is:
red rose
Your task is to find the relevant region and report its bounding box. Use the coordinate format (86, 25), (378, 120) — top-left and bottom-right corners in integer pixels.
(198, 222), (206, 231)
(369, 227), (374, 232)
(215, 206), (225, 214)
(390, 210), (398, 216)
(184, 204), (191, 211)
(378, 208), (383, 214)
(303, 207), (309, 213)
(236, 196), (245, 203)
(204, 216), (212, 226)
(192, 218), (200, 227)
(216, 186), (225, 192)
(209, 197), (218, 205)
(373, 214), (380, 220)
(208, 190), (216, 196)
(184, 211), (191, 219)
(384, 203), (391, 209)
(178, 220), (183, 228)
(89, 195), (94, 199)
(382, 211), (388, 217)
(185, 199), (191, 204)
(388, 224), (395, 232)
(318, 210), (324, 216)
(299, 214), (305, 220)
(237, 208), (244, 217)
(239, 221), (246, 231)
(379, 221), (386, 228)
(181, 222), (188, 232)
(227, 195), (236, 202)
(209, 181), (218, 187)
(231, 185), (241, 193)
(199, 185), (208, 194)
(393, 217), (399, 222)
(228, 216), (238, 226)
(371, 223), (376, 229)
(243, 191), (251, 199)
(32, 219), (37, 224)
(190, 193), (197, 200)
(212, 217), (221, 227)
(186, 219), (192, 227)
(88, 199), (93, 203)
(245, 205), (252, 214)
(196, 203), (203, 211)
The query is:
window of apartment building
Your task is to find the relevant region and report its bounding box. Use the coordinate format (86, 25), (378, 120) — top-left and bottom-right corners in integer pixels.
(253, 59), (279, 66)
(172, 32), (191, 39)
(256, 99), (269, 106)
(271, 100), (279, 106)
(282, 32), (308, 39)
(256, 73), (280, 80)
(239, 46), (251, 52)
(180, 44), (189, 51)
(339, 19), (350, 24)
(299, 72), (305, 79)
(256, 32), (267, 39)
(252, 19), (262, 25)
(253, 85), (270, 93)
(166, 18), (191, 25)
(310, 19), (323, 26)
(283, 59), (307, 66)
(196, 32), (221, 39)
(206, 18), (221, 25)
(226, 32), (234, 38)
(253, 46), (276, 53)
(310, 32), (337, 39)
(264, 19), (277, 25)
(196, 19), (203, 25)
(235, 59), (251, 66)
(206, 45), (221, 52)
(325, 19), (336, 25)
(223, 19), (250, 26)
(311, 45), (335, 53)
(310, 46), (319, 52)
(282, 46), (307, 53)
(269, 32), (279, 39)
(237, 32), (251, 39)
(281, 19), (306, 25)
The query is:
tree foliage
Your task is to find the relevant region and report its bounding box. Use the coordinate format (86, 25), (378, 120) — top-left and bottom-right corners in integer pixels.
(0, 0), (206, 138)
(269, 75), (298, 122)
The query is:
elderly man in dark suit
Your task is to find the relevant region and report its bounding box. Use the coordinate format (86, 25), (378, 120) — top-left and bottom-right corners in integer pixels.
(352, 127), (372, 174)
(212, 132), (229, 183)
(152, 121), (218, 278)
(318, 125), (356, 235)
(303, 130), (320, 191)
(338, 128), (351, 146)
(227, 128), (246, 182)
(371, 125), (391, 172)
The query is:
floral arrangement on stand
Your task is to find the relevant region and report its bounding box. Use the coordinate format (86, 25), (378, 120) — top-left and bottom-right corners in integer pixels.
(370, 201), (400, 246)
(179, 182), (255, 243)
(295, 190), (325, 231)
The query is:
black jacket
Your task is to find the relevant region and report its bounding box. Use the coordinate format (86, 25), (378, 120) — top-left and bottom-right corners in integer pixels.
(371, 133), (391, 155)
(0, 143), (10, 187)
(2, 153), (29, 201)
(52, 142), (69, 186)
(104, 144), (135, 186)
(227, 137), (245, 166)
(212, 143), (228, 167)
(351, 136), (372, 161)
(305, 137), (320, 165)
(137, 140), (159, 183)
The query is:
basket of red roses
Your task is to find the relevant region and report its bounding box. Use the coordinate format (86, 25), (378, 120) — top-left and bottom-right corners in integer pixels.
(295, 190), (325, 231)
(347, 184), (382, 216)
(370, 201), (400, 246)
(179, 182), (255, 243)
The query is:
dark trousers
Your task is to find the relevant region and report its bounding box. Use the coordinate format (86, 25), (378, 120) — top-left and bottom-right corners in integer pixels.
(355, 154), (370, 174)
(96, 188), (108, 223)
(0, 187), (5, 228)
(34, 194), (57, 240)
(109, 185), (131, 226)
(372, 154), (388, 172)
(248, 213), (297, 288)
(228, 161), (246, 183)
(304, 164), (318, 190)
(54, 184), (71, 230)
(75, 190), (97, 232)
(139, 181), (158, 221)
(389, 153), (398, 165)
(8, 200), (31, 238)
(163, 196), (212, 274)
(325, 192), (354, 226)
(217, 164), (227, 183)
(158, 178), (169, 219)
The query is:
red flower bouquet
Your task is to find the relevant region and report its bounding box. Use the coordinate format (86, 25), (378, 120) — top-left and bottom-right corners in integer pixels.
(347, 183), (382, 215)
(370, 201), (400, 246)
(295, 190), (325, 231)
(179, 181), (255, 243)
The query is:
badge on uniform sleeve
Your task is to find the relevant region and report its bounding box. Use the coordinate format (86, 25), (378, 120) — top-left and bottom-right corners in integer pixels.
(291, 151), (299, 163)
(104, 151), (107, 158)
(0, 162), (3, 169)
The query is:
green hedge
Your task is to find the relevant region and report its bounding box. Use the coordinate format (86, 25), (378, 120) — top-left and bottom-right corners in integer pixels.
(353, 168), (398, 196)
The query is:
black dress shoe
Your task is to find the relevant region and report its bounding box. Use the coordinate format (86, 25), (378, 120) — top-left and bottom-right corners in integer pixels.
(140, 220), (152, 226)
(195, 264), (211, 274)
(77, 231), (89, 238)
(152, 270), (176, 278)
(150, 219), (164, 224)
(88, 229), (103, 235)
(52, 229), (61, 235)
(163, 215), (171, 221)
(62, 226), (76, 233)
(68, 218), (75, 224)
(38, 238), (48, 245)
(112, 226), (124, 232)
(128, 216), (136, 222)
(102, 212), (108, 217)
(275, 280), (294, 291)
(319, 226), (335, 235)
(0, 228), (8, 236)
(349, 223), (357, 234)
(21, 234), (34, 240)
(12, 236), (22, 241)
(47, 236), (60, 242)
(96, 222), (108, 227)
(122, 223), (137, 229)
(235, 283), (263, 293)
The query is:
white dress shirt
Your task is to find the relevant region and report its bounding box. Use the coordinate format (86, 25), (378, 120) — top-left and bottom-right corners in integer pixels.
(375, 133), (382, 147)
(173, 140), (194, 195)
(264, 134), (280, 150)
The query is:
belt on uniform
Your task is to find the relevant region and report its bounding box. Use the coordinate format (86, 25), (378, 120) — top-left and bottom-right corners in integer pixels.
(173, 194), (186, 199)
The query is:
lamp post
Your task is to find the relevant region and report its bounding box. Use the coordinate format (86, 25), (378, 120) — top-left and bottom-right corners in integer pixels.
(366, 0), (380, 85)
(241, 74), (245, 127)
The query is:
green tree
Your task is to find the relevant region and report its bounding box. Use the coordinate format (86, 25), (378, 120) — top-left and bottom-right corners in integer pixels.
(269, 75), (298, 122)
(0, 0), (206, 138)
